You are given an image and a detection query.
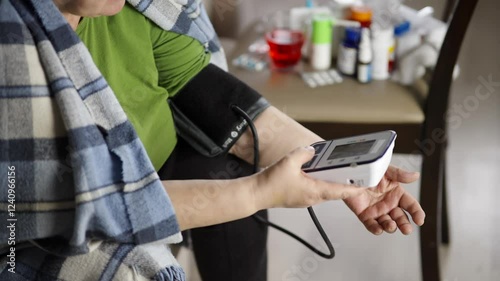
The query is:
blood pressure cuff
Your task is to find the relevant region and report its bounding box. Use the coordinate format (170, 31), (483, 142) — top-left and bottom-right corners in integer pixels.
(168, 63), (270, 157)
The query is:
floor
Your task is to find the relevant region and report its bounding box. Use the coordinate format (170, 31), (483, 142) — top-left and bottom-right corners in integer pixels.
(178, 0), (500, 279)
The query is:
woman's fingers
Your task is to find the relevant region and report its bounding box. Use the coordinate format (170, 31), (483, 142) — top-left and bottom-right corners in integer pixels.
(288, 146), (315, 166)
(262, 146), (365, 208)
(377, 214), (397, 233)
(364, 218), (384, 235)
(385, 166), (420, 184)
(399, 192), (426, 226)
(315, 182), (364, 201)
(365, 209), (413, 236)
(389, 208), (413, 235)
(291, 146), (364, 201)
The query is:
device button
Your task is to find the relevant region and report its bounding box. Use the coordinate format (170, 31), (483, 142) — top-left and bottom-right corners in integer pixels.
(312, 143), (326, 154)
(302, 155), (318, 169)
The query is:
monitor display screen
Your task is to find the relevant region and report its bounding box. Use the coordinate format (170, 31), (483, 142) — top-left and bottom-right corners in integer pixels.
(328, 140), (376, 160)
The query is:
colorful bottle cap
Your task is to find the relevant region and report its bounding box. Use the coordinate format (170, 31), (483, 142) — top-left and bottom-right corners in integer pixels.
(345, 27), (361, 44)
(312, 15), (332, 44)
(394, 20), (411, 37)
(350, 6), (372, 25)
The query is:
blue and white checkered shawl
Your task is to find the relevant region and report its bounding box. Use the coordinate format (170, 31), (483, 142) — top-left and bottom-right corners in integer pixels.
(128, 0), (227, 70)
(0, 0), (227, 280)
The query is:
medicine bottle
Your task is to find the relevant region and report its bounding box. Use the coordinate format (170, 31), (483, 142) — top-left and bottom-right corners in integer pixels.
(371, 27), (394, 80)
(310, 15), (333, 70)
(337, 27), (360, 76)
(394, 20), (419, 68)
(357, 28), (372, 83)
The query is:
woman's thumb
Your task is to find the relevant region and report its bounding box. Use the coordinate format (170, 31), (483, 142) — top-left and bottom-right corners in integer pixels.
(288, 146), (316, 166)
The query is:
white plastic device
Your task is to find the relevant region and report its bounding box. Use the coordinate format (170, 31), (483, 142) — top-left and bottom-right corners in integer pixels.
(302, 130), (396, 187)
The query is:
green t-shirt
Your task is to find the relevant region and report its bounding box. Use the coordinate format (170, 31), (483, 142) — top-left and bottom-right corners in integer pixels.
(76, 4), (210, 170)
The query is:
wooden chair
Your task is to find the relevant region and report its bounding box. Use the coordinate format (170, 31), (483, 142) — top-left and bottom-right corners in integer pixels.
(416, 1), (478, 280)
(210, 0), (479, 280)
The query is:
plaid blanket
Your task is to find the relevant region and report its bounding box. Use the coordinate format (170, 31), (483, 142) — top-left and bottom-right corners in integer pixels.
(128, 0), (228, 70)
(0, 0), (226, 280)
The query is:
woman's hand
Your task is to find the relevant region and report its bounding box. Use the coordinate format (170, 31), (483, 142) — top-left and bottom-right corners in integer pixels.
(166, 146), (424, 232)
(253, 147), (364, 210)
(233, 106), (424, 234)
(343, 166), (425, 235)
(253, 147), (425, 236)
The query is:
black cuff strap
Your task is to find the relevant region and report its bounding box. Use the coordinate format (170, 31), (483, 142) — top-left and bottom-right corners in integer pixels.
(168, 63), (270, 157)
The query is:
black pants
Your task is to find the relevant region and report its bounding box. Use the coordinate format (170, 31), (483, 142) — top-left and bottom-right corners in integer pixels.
(158, 138), (268, 281)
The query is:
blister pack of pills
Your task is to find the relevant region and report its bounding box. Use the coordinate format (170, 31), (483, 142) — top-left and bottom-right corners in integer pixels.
(232, 54), (268, 71)
(301, 69), (344, 88)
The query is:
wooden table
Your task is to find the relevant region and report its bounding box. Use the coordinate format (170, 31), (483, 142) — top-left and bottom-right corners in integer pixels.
(226, 27), (425, 153)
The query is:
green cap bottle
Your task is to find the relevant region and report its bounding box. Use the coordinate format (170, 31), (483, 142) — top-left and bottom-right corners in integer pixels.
(311, 14), (333, 70)
(312, 15), (332, 44)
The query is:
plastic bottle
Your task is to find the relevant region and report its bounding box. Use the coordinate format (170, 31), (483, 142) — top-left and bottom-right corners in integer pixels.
(371, 27), (394, 80)
(337, 27), (360, 76)
(310, 15), (333, 70)
(289, 4), (331, 59)
(393, 20), (420, 66)
(328, 0), (362, 59)
(388, 34), (396, 73)
(357, 28), (372, 83)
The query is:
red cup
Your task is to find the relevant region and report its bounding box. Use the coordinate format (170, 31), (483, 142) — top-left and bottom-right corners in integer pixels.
(265, 29), (304, 69)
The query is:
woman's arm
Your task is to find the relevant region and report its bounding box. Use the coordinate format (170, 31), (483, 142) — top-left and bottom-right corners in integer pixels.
(230, 106), (425, 235)
(230, 106), (323, 167)
(163, 177), (257, 231)
(164, 147), (364, 231)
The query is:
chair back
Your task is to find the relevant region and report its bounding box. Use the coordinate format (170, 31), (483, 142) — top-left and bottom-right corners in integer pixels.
(423, 0), (479, 143)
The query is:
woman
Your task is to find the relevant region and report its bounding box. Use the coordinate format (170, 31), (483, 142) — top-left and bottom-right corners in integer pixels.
(0, 0), (425, 280)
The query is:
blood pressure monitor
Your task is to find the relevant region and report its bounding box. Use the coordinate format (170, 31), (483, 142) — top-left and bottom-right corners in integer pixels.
(302, 130), (396, 187)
